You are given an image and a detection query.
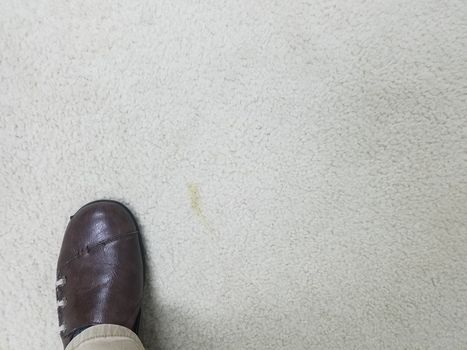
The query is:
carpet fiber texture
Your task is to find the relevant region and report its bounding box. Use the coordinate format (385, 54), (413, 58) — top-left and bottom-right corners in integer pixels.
(1, 1), (466, 349)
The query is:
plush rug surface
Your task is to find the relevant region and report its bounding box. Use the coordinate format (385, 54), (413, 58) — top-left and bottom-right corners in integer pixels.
(1, 1), (466, 349)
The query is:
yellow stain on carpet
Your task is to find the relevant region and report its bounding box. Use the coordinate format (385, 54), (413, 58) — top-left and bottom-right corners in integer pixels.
(188, 183), (217, 237)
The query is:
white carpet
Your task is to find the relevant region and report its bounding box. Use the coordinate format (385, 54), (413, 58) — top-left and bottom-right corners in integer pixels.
(1, 1), (466, 349)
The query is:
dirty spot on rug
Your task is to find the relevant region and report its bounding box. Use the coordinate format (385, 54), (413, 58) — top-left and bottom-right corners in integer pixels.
(188, 183), (217, 237)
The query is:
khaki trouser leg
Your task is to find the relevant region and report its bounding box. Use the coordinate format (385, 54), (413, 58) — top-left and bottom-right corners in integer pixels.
(65, 324), (145, 350)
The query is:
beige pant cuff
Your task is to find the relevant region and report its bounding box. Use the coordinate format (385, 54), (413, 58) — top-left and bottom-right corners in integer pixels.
(65, 324), (145, 350)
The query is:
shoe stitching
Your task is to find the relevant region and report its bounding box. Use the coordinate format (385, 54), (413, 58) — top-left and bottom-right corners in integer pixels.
(59, 230), (139, 267)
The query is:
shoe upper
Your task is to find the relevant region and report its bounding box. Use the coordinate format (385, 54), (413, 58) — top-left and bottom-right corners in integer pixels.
(56, 200), (144, 347)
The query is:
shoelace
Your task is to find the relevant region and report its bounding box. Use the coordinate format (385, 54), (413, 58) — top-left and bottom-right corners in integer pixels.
(56, 276), (67, 333)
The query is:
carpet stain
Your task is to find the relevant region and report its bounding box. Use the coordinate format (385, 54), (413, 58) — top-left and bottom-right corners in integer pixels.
(188, 183), (203, 217)
(188, 183), (217, 237)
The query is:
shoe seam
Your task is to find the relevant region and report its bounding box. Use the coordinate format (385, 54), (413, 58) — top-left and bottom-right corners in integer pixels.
(58, 230), (140, 268)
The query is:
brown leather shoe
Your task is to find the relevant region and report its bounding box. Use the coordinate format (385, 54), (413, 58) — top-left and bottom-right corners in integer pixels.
(56, 200), (144, 347)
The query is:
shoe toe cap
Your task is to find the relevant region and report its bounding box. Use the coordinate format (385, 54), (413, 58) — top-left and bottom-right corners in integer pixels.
(58, 200), (139, 267)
